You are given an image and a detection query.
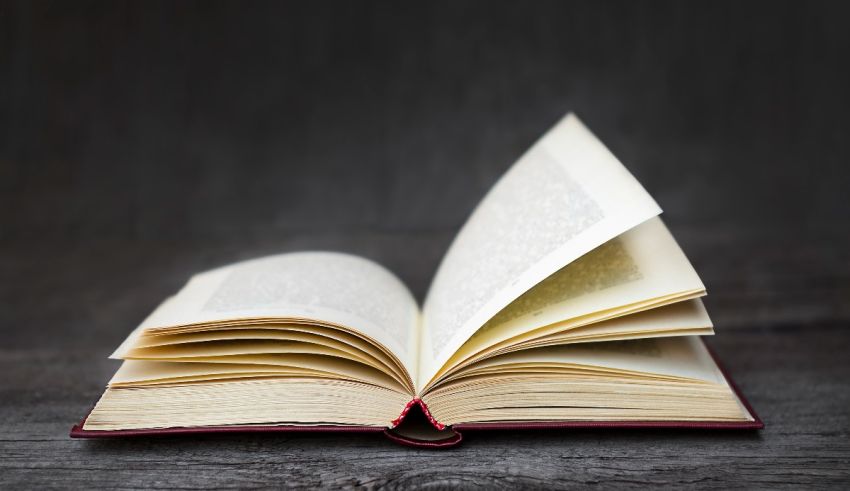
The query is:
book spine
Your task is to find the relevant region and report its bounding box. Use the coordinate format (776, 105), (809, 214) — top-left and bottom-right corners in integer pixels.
(390, 397), (446, 430)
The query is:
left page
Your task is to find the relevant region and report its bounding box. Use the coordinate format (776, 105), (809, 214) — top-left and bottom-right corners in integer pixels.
(418, 113), (662, 389)
(111, 251), (421, 377)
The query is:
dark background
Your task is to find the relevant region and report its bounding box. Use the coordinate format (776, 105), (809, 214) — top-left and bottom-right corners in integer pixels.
(2, 1), (849, 487)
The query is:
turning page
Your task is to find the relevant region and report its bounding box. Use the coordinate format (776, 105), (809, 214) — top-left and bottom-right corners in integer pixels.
(418, 113), (662, 389)
(429, 216), (708, 379)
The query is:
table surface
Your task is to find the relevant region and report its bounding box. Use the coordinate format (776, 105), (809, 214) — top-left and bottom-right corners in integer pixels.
(2, 1), (850, 488)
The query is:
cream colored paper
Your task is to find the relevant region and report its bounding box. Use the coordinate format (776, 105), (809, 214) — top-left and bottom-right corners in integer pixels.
(111, 353), (405, 391)
(111, 252), (420, 375)
(130, 326), (410, 385)
(455, 336), (728, 385)
(431, 299), (713, 386)
(423, 217), (707, 387)
(418, 113), (662, 389)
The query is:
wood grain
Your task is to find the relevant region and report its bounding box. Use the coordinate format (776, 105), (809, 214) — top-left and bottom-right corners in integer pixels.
(2, 0), (849, 488)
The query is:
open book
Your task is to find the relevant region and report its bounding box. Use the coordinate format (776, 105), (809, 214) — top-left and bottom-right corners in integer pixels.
(71, 114), (761, 447)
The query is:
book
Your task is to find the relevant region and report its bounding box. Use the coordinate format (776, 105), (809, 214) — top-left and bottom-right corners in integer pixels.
(71, 113), (762, 447)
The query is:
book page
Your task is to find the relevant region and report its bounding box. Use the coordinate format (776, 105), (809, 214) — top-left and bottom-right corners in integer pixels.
(112, 252), (420, 375)
(110, 357), (405, 392)
(531, 298), (713, 345)
(418, 113), (661, 389)
(462, 336), (728, 385)
(447, 217), (706, 363)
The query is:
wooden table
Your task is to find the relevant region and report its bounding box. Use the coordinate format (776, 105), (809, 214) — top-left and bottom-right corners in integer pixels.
(2, 1), (849, 488)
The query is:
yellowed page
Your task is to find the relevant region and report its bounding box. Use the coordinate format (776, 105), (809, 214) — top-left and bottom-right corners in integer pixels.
(457, 337), (728, 385)
(431, 217), (706, 381)
(111, 353), (406, 392)
(428, 300), (712, 389)
(129, 326), (410, 385)
(125, 339), (375, 366)
(419, 113), (662, 389)
(111, 252), (420, 376)
(457, 299), (713, 369)
(109, 360), (333, 385)
(131, 330), (373, 364)
(84, 379), (410, 430)
(526, 299), (712, 344)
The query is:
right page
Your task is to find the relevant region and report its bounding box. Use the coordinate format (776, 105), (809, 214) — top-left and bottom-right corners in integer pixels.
(423, 217), (709, 388)
(418, 113), (662, 389)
